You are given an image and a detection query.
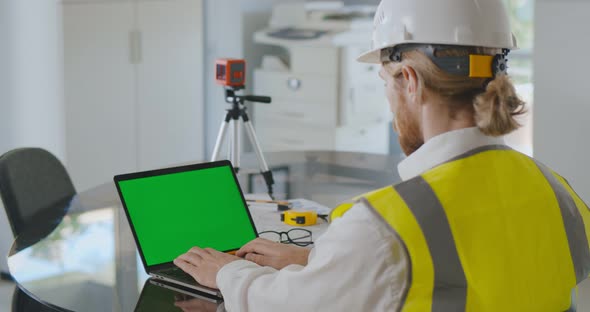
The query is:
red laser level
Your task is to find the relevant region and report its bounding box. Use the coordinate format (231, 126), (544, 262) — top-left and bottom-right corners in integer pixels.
(215, 58), (246, 87)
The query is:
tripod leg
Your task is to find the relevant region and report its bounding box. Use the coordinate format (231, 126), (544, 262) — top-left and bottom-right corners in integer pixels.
(242, 119), (275, 198)
(211, 115), (231, 162)
(231, 118), (241, 172)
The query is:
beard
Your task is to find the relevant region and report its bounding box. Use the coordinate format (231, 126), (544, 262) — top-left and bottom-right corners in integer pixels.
(393, 99), (424, 156)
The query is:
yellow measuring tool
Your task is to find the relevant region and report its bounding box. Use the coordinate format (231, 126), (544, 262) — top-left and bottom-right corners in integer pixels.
(281, 211), (318, 226)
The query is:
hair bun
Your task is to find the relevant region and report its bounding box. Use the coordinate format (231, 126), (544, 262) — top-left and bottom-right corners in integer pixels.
(474, 75), (526, 137)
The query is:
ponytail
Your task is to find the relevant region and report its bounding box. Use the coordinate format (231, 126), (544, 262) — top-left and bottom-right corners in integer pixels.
(474, 75), (526, 136)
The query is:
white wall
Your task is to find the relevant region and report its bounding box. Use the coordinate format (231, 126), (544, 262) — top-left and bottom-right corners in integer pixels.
(534, 0), (590, 201)
(0, 0), (65, 159)
(0, 2), (14, 154)
(534, 1), (590, 310)
(0, 0), (10, 275)
(0, 0), (65, 273)
(203, 0), (243, 158)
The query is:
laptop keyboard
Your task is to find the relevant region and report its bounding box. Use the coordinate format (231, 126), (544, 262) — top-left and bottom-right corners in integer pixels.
(159, 267), (195, 284)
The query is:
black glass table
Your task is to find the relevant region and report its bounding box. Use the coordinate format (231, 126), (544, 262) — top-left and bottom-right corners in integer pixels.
(7, 151), (402, 311)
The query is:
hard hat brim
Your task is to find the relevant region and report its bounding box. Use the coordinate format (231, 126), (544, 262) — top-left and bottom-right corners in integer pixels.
(357, 48), (381, 64)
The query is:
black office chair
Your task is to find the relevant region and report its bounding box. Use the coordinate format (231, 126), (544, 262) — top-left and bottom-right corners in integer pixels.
(0, 148), (76, 237)
(12, 285), (63, 312)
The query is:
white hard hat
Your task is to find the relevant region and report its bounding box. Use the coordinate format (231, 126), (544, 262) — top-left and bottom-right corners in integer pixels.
(358, 0), (518, 64)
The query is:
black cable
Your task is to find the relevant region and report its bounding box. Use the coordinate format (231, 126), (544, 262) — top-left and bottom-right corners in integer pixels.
(318, 214), (329, 223)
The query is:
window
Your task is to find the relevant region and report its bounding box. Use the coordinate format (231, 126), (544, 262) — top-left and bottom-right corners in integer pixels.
(503, 0), (535, 155)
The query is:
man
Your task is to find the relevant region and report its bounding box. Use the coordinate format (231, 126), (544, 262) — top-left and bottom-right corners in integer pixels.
(175, 0), (590, 311)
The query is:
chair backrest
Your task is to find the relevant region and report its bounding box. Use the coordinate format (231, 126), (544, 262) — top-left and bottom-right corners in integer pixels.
(0, 148), (76, 237)
(12, 285), (60, 312)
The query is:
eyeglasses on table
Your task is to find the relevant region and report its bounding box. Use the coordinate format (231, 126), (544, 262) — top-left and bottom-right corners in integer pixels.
(258, 228), (314, 247)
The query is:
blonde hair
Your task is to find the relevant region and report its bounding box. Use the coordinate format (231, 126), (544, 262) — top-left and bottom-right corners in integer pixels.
(384, 47), (526, 137)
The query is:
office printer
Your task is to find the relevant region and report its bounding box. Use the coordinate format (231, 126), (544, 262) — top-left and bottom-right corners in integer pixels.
(253, 1), (393, 155)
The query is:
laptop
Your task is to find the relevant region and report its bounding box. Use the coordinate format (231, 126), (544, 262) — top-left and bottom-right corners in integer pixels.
(114, 160), (258, 298)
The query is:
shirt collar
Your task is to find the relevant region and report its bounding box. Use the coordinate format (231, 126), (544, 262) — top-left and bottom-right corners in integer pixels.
(397, 127), (506, 181)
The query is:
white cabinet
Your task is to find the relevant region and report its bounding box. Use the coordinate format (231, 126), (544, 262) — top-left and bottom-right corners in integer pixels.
(64, 1), (137, 191)
(340, 45), (390, 126)
(257, 123), (337, 151)
(135, 1), (205, 171)
(64, 0), (204, 190)
(336, 123), (390, 155)
(254, 70), (339, 127)
(252, 36), (342, 152)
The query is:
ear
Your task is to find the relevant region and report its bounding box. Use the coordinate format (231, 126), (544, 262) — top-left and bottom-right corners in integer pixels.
(401, 65), (419, 101)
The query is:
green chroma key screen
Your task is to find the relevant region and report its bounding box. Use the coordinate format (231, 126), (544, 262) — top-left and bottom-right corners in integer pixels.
(117, 163), (257, 267)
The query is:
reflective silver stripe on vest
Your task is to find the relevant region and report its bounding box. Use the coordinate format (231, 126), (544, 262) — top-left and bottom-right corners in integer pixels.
(535, 161), (590, 284)
(443, 144), (512, 165)
(395, 177), (467, 312)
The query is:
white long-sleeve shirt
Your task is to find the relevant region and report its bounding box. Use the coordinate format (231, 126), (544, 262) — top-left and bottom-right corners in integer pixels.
(217, 128), (505, 312)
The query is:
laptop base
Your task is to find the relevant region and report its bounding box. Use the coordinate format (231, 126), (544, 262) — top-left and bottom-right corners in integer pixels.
(150, 267), (222, 298)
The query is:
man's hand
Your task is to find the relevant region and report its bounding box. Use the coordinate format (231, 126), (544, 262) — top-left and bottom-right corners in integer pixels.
(174, 247), (241, 289)
(236, 238), (311, 270)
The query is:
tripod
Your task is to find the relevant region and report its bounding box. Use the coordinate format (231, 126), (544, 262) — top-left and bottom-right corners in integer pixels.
(211, 86), (275, 198)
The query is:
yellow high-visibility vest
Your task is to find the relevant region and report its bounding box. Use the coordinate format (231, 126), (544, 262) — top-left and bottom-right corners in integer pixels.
(332, 145), (590, 311)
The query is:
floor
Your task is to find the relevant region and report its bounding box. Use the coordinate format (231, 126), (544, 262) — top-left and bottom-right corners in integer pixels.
(0, 279), (15, 311)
